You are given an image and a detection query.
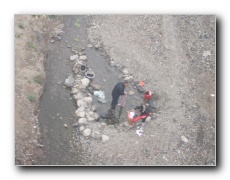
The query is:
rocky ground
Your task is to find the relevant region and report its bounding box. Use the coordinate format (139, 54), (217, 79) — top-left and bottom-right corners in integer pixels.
(15, 15), (215, 165)
(84, 15), (215, 165)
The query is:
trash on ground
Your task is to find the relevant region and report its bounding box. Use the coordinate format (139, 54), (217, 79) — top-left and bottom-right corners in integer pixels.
(94, 90), (105, 99)
(136, 129), (143, 136)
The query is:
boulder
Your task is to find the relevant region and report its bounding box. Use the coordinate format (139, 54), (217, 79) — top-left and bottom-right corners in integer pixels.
(102, 134), (109, 142)
(78, 118), (87, 124)
(84, 97), (93, 104)
(91, 131), (101, 139)
(83, 128), (91, 136)
(79, 55), (87, 61)
(77, 99), (87, 107)
(81, 78), (90, 87)
(77, 111), (86, 118)
(70, 54), (78, 61)
(64, 76), (75, 87)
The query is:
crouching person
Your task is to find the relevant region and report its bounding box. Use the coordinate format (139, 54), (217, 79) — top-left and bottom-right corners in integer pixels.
(134, 103), (151, 129)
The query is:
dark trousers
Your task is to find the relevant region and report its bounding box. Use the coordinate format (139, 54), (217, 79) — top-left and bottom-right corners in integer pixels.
(111, 94), (119, 110)
(140, 113), (147, 123)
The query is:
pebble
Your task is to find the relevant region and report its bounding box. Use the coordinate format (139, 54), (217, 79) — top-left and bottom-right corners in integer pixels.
(64, 124), (68, 128)
(79, 55), (87, 61)
(181, 135), (188, 143)
(102, 134), (109, 142)
(83, 128), (91, 136)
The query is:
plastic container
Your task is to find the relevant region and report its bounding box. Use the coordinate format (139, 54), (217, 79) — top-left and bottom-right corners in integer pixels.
(127, 111), (135, 125)
(144, 91), (152, 100)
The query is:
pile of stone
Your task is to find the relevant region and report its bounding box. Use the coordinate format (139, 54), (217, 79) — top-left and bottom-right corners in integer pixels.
(64, 48), (110, 143)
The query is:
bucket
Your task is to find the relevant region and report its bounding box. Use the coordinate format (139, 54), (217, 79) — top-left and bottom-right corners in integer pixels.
(127, 110), (135, 125)
(144, 91), (152, 100)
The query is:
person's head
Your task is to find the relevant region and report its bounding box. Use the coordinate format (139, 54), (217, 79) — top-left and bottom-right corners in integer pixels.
(123, 80), (129, 87)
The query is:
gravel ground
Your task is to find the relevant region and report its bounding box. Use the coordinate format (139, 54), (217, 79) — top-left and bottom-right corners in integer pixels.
(83, 15), (216, 165)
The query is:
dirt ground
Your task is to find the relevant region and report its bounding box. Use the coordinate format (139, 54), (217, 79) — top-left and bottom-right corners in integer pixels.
(15, 15), (64, 165)
(15, 15), (215, 165)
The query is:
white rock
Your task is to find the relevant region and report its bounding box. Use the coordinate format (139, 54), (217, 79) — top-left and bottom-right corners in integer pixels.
(70, 54), (78, 61)
(210, 94), (215, 97)
(77, 111), (86, 118)
(102, 134), (109, 142)
(203, 51), (211, 57)
(122, 69), (129, 75)
(71, 87), (79, 94)
(83, 128), (91, 136)
(84, 96), (93, 104)
(75, 107), (85, 114)
(87, 117), (95, 121)
(101, 122), (107, 126)
(181, 135), (188, 143)
(78, 118), (87, 124)
(81, 78), (90, 87)
(88, 111), (94, 116)
(79, 126), (85, 131)
(91, 131), (101, 139)
(64, 124), (68, 128)
(77, 99), (87, 107)
(74, 92), (85, 100)
(93, 112), (100, 121)
(91, 105), (96, 111)
(79, 55), (87, 60)
(146, 116), (151, 122)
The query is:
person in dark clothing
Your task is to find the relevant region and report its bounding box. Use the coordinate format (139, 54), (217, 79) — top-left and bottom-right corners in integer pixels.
(110, 81), (128, 110)
(134, 103), (151, 128)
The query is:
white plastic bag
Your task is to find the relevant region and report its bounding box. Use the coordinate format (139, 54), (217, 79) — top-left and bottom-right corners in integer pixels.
(94, 90), (105, 99)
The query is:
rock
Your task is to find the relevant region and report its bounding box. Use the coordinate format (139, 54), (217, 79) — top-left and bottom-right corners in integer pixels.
(91, 105), (96, 111)
(64, 76), (75, 87)
(78, 118), (87, 124)
(74, 68), (79, 74)
(70, 54), (78, 61)
(64, 124), (68, 128)
(88, 111), (94, 116)
(84, 97), (93, 104)
(77, 99), (87, 107)
(72, 123), (80, 128)
(93, 112), (100, 121)
(79, 126), (85, 131)
(79, 55), (87, 61)
(128, 90), (135, 95)
(181, 135), (188, 143)
(97, 98), (107, 104)
(95, 43), (101, 49)
(102, 134), (109, 142)
(122, 69), (129, 75)
(87, 44), (93, 48)
(87, 117), (95, 121)
(71, 87), (79, 94)
(101, 122), (107, 126)
(81, 78), (90, 87)
(203, 51), (211, 57)
(74, 92), (85, 100)
(91, 131), (101, 139)
(146, 116), (151, 122)
(83, 128), (91, 136)
(77, 111), (85, 118)
(90, 82), (101, 90)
